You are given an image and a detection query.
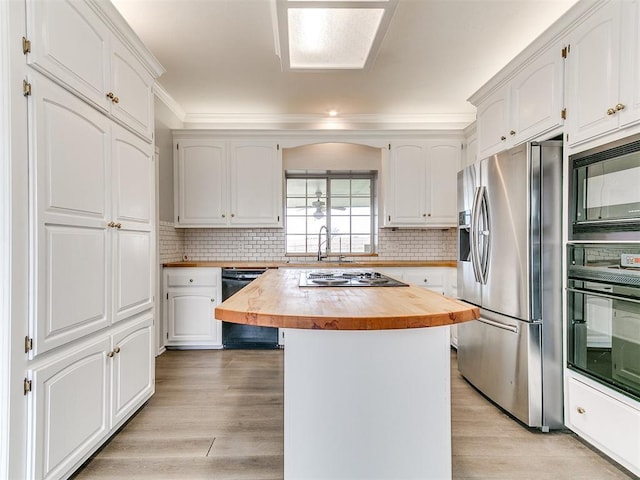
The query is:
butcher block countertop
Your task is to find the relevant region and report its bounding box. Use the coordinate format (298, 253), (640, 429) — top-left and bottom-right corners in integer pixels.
(163, 260), (456, 268)
(214, 268), (479, 330)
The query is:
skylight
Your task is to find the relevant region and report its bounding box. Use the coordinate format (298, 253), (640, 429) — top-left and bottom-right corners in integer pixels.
(273, 0), (398, 71)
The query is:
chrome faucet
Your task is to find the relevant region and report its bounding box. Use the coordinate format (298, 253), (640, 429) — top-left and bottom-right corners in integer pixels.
(317, 225), (329, 261)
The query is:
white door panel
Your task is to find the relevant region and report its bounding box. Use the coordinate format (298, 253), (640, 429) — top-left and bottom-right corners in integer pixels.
(26, 0), (111, 112)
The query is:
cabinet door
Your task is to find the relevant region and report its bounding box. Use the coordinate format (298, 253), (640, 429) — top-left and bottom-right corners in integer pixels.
(112, 126), (154, 323)
(110, 39), (154, 140)
(566, 1), (622, 145)
(567, 375), (640, 475)
(385, 143), (428, 226)
(167, 288), (220, 345)
(510, 42), (564, 144)
(426, 140), (460, 226)
(403, 268), (445, 294)
(175, 139), (227, 226)
(30, 75), (111, 356)
(476, 86), (509, 159)
(29, 338), (111, 480)
(619, 0), (640, 128)
(229, 142), (283, 226)
(111, 316), (154, 426)
(25, 0), (111, 113)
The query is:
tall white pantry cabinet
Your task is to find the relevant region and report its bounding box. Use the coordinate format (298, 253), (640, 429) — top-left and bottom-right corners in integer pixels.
(0, 1), (164, 479)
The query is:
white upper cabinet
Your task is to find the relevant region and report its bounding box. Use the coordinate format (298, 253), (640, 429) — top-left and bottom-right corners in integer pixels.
(565, 1), (622, 145)
(427, 141), (461, 225)
(475, 40), (564, 159)
(619, 0), (640, 129)
(174, 136), (283, 228)
(111, 125), (155, 324)
(563, 0), (640, 144)
(109, 40), (155, 140)
(476, 85), (509, 159)
(229, 142), (283, 226)
(28, 74), (155, 356)
(30, 75), (111, 356)
(384, 142), (427, 226)
(510, 44), (565, 144)
(383, 138), (461, 228)
(175, 139), (228, 226)
(25, 0), (155, 140)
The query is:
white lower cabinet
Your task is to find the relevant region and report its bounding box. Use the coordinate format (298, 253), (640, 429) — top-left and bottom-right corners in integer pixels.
(28, 315), (153, 480)
(377, 267), (458, 347)
(566, 373), (640, 477)
(110, 316), (154, 426)
(164, 267), (222, 348)
(403, 268), (446, 294)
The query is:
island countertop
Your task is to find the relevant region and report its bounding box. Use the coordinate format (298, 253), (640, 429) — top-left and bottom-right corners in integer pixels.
(214, 268), (480, 330)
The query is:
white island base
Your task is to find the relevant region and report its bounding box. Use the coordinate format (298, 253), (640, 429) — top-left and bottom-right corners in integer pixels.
(283, 326), (452, 480)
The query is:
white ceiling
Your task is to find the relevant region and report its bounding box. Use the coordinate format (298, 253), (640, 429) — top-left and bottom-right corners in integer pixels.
(112, 0), (578, 128)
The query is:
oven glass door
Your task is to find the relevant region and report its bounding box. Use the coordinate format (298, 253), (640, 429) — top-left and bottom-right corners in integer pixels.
(567, 244), (640, 400)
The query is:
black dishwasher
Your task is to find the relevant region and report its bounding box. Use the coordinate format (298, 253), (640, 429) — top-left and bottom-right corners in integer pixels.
(221, 268), (279, 349)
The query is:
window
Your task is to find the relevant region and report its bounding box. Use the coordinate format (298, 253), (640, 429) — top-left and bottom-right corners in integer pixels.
(285, 172), (375, 255)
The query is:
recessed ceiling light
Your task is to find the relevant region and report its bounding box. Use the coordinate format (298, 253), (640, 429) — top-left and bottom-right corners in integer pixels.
(328, 110), (338, 117)
(272, 0), (398, 71)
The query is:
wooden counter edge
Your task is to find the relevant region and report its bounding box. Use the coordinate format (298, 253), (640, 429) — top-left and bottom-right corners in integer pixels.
(215, 303), (480, 330)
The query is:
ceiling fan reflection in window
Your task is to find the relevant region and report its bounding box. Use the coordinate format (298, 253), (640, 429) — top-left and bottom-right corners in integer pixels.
(309, 190), (346, 219)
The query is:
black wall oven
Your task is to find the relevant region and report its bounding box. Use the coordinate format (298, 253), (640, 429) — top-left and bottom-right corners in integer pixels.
(567, 134), (640, 401)
(567, 244), (640, 401)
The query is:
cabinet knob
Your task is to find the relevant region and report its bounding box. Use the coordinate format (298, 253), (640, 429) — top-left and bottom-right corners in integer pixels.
(106, 92), (115, 100)
(423, 213), (427, 217)
(428, 213), (431, 217)
(112, 96), (119, 104)
(115, 223), (122, 229)
(577, 406), (586, 414)
(231, 213), (235, 218)
(221, 214), (226, 218)
(500, 136), (506, 141)
(210, 298), (215, 302)
(510, 130), (516, 136)
(107, 221), (115, 227)
(423, 278), (428, 283)
(113, 346), (121, 354)
(615, 103), (625, 111)
(189, 278), (194, 283)
(107, 351), (114, 358)
(607, 108), (616, 116)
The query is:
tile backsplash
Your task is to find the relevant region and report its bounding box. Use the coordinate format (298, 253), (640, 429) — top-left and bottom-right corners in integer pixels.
(159, 222), (457, 262)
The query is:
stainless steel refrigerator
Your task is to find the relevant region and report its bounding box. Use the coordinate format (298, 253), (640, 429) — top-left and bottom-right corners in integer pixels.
(456, 140), (563, 431)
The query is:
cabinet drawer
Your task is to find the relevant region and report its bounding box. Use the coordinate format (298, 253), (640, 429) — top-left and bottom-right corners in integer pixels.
(165, 268), (219, 287)
(403, 269), (445, 293)
(567, 376), (640, 470)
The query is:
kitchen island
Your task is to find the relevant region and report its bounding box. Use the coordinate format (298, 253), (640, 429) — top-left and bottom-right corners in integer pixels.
(215, 268), (479, 479)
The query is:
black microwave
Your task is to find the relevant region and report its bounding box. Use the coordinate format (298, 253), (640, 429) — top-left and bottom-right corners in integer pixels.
(570, 133), (640, 241)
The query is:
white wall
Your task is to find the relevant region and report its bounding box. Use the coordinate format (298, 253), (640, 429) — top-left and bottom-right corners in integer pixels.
(283, 142), (382, 171)
(154, 97), (183, 222)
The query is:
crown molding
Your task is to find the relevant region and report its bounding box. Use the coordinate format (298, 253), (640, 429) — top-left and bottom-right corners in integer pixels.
(181, 112), (475, 130)
(153, 83), (186, 122)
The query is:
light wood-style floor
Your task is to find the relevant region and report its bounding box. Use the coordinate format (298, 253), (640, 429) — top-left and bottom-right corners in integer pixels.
(73, 348), (636, 480)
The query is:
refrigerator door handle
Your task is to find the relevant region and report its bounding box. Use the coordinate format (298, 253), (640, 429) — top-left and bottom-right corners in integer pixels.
(470, 186), (483, 282)
(478, 317), (519, 334)
(478, 186), (490, 285)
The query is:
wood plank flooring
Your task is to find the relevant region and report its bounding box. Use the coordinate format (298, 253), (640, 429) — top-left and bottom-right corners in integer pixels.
(72, 348), (636, 480)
